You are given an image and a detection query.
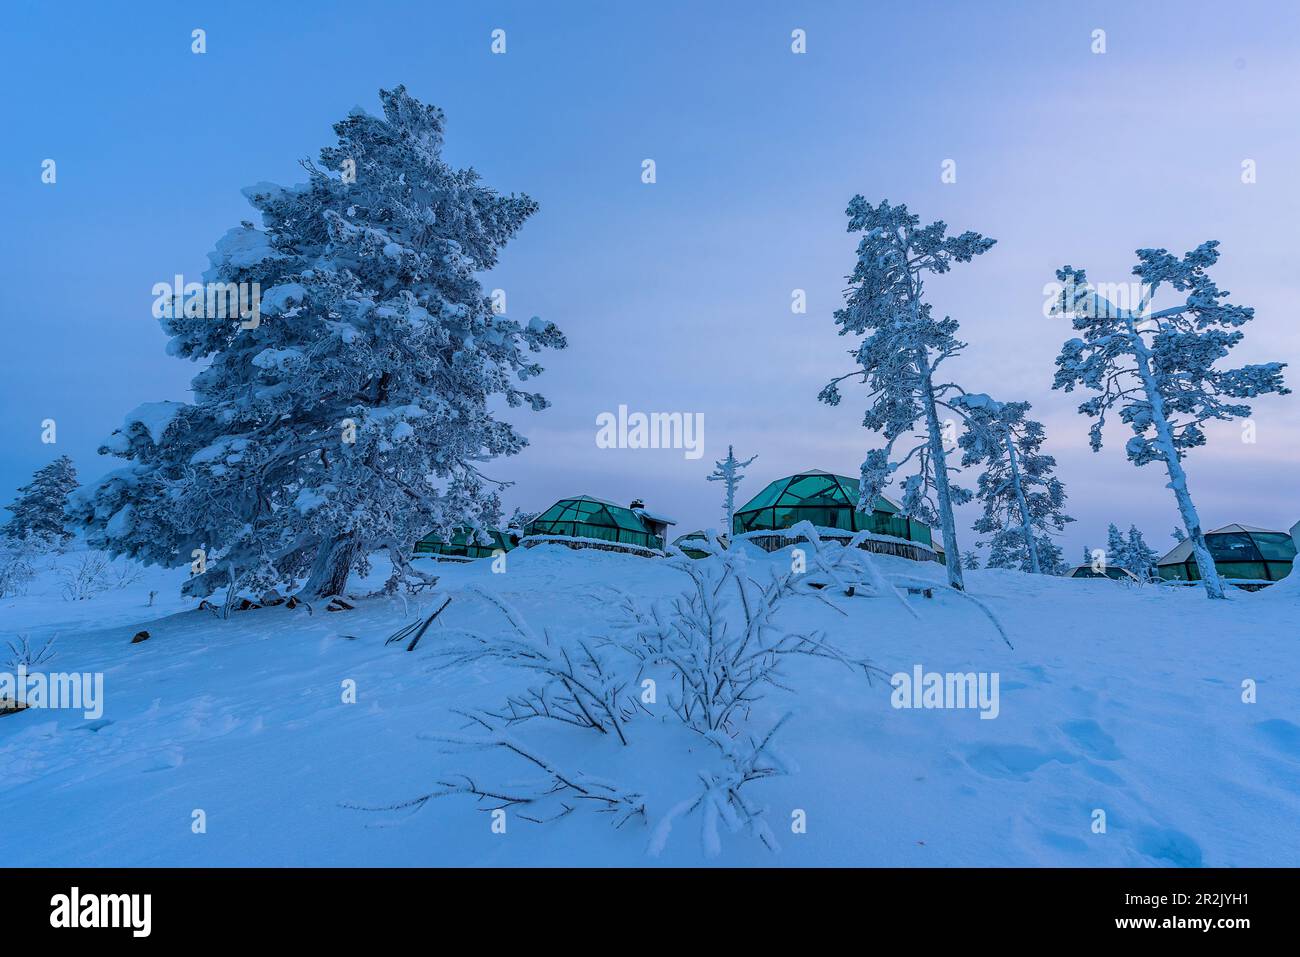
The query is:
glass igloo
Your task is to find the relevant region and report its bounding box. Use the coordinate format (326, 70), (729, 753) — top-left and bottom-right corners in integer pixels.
(1157, 524), (1296, 587)
(524, 496), (665, 552)
(414, 527), (517, 561)
(732, 469), (934, 558)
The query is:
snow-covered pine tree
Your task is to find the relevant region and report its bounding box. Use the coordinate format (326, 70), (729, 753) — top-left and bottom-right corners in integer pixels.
(70, 86), (566, 602)
(506, 507), (537, 534)
(1051, 242), (1289, 599)
(1125, 525), (1160, 582)
(819, 199), (995, 590)
(961, 549), (981, 570)
(955, 394), (1073, 575)
(1105, 523), (1130, 574)
(1033, 534), (1067, 576)
(706, 444), (757, 535)
(2, 456), (78, 547)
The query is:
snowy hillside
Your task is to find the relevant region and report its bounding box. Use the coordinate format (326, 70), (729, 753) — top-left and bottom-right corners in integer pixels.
(2, 542), (1297, 867)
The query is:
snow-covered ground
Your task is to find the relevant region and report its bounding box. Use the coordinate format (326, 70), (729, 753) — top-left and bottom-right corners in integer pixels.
(1, 542), (1298, 867)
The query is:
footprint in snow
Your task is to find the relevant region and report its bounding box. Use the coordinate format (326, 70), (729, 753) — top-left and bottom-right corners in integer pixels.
(143, 747), (184, 772)
(1255, 719), (1300, 757)
(1134, 825), (1204, 867)
(964, 744), (1075, 781)
(73, 719), (115, 734)
(1059, 719), (1123, 760)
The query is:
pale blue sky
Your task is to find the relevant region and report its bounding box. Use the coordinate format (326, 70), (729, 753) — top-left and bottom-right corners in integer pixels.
(3, 0), (1297, 560)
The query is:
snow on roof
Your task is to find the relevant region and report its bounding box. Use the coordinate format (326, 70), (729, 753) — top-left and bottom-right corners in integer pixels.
(632, 507), (676, 526)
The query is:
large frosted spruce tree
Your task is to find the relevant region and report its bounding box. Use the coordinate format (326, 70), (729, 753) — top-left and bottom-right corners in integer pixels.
(72, 86), (566, 602)
(819, 198), (995, 590)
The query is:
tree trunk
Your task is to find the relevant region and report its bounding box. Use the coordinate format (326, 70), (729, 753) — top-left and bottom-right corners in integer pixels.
(1126, 326), (1226, 599)
(1003, 428), (1041, 574)
(300, 534), (359, 599)
(922, 371), (965, 591)
(1164, 456), (1225, 599)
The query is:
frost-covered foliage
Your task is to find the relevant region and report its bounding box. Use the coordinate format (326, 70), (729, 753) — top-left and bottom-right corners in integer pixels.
(1032, 534), (1068, 577)
(2, 456), (78, 547)
(1051, 242), (1289, 598)
(961, 549), (981, 570)
(1125, 526), (1161, 582)
(706, 444), (757, 535)
(622, 539), (878, 735)
(385, 538), (879, 856)
(1105, 523), (1129, 572)
(1103, 524), (1160, 581)
(956, 394), (1073, 575)
(59, 551), (113, 601)
(0, 541), (38, 598)
(818, 198), (995, 590)
(69, 87), (565, 601)
(4, 634), (56, 671)
(504, 507), (537, 534)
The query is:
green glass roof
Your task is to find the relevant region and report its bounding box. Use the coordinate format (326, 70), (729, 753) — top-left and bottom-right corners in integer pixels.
(532, 495), (649, 532)
(736, 470), (898, 516)
(525, 495), (665, 551)
(731, 470), (929, 545)
(414, 526), (516, 554)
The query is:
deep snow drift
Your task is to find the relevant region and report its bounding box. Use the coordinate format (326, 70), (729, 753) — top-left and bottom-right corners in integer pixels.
(1, 542), (1298, 867)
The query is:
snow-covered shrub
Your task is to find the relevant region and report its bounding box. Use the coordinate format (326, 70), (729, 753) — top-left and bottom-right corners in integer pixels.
(647, 714), (791, 856)
(4, 634), (56, 671)
(398, 735), (647, 828)
(0, 542), (37, 598)
(59, 552), (112, 601)
(428, 587), (634, 745)
(620, 545), (877, 735)
(109, 557), (147, 591)
(376, 536), (881, 857)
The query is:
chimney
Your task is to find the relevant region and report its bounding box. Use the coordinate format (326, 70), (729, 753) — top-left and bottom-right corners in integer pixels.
(630, 498), (645, 510)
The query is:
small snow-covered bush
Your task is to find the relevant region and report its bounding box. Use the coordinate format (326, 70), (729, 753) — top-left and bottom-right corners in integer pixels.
(367, 532), (883, 857)
(620, 542), (876, 736)
(109, 558), (147, 591)
(0, 543), (37, 598)
(4, 634), (56, 671)
(59, 551), (112, 601)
